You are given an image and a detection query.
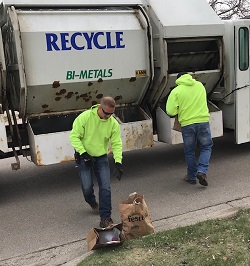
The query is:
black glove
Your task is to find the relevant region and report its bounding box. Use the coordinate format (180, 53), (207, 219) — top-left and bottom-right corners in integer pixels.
(114, 162), (123, 180)
(80, 152), (93, 167)
(74, 151), (81, 164)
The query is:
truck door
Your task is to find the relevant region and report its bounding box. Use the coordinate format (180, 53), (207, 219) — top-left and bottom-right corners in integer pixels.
(235, 21), (250, 144)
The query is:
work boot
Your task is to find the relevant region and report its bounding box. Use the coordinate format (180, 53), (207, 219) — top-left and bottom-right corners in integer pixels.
(100, 217), (114, 228)
(197, 172), (208, 186)
(90, 202), (99, 214)
(184, 175), (196, 185)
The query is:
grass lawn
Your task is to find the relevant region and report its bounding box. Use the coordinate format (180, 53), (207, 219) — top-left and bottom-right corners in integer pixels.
(78, 208), (250, 266)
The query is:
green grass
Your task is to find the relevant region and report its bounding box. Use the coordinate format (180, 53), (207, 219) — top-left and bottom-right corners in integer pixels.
(78, 208), (250, 266)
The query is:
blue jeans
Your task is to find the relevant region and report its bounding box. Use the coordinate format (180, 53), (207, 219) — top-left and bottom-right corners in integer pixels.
(181, 122), (213, 180)
(77, 154), (111, 219)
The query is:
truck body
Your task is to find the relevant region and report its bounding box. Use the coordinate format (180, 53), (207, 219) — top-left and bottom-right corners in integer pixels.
(0, 0), (249, 169)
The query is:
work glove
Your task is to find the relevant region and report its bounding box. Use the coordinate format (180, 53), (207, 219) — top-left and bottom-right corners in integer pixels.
(80, 152), (94, 167)
(114, 162), (123, 181)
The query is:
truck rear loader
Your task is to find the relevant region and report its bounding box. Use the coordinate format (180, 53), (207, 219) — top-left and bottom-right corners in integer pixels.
(0, 0), (249, 170)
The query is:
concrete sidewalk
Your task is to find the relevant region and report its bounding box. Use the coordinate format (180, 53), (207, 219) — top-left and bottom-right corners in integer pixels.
(64, 196), (250, 266)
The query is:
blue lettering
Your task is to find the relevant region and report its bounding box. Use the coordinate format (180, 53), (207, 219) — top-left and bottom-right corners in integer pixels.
(71, 32), (84, 50)
(106, 32), (116, 49)
(83, 32), (95, 49)
(46, 31), (126, 51)
(116, 32), (125, 48)
(46, 33), (60, 51)
(60, 33), (71, 51)
(93, 32), (106, 49)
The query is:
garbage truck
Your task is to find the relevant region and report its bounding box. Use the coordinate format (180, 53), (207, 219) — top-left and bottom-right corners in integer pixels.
(0, 0), (249, 170)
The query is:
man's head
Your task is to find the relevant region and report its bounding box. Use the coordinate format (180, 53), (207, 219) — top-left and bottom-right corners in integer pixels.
(98, 96), (116, 119)
(177, 72), (188, 79)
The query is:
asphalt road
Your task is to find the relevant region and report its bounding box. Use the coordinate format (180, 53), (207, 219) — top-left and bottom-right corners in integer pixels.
(1, 130), (250, 265)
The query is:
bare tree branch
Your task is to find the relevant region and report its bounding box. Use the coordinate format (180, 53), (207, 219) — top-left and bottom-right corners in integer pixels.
(209, 0), (250, 19)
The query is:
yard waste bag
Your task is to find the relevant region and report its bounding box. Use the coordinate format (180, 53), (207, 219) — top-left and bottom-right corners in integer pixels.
(86, 223), (125, 251)
(119, 192), (154, 239)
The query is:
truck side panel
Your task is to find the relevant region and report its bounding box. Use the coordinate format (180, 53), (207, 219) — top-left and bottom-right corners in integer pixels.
(6, 8), (151, 116)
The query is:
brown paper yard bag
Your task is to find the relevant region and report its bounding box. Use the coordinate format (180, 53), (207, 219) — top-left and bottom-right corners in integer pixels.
(119, 192), (154, 239)
(173, 115), (182, 132)
(86, 223), (125, 251)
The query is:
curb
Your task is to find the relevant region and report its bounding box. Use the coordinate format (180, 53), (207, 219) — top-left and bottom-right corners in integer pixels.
(63, 251), (93, 266)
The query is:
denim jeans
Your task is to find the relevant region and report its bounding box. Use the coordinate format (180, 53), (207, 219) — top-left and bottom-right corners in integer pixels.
(77, 154), (111, 219)
(181, 122), (213, 180)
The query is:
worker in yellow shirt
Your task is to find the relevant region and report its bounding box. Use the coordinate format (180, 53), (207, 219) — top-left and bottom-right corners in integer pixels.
(166, 72), (213, 186)
(70, 96), (123, 228)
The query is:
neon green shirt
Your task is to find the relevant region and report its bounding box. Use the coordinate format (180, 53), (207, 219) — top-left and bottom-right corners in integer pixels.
(69, 104), (122, 163)
(166, 74), (210, 127)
